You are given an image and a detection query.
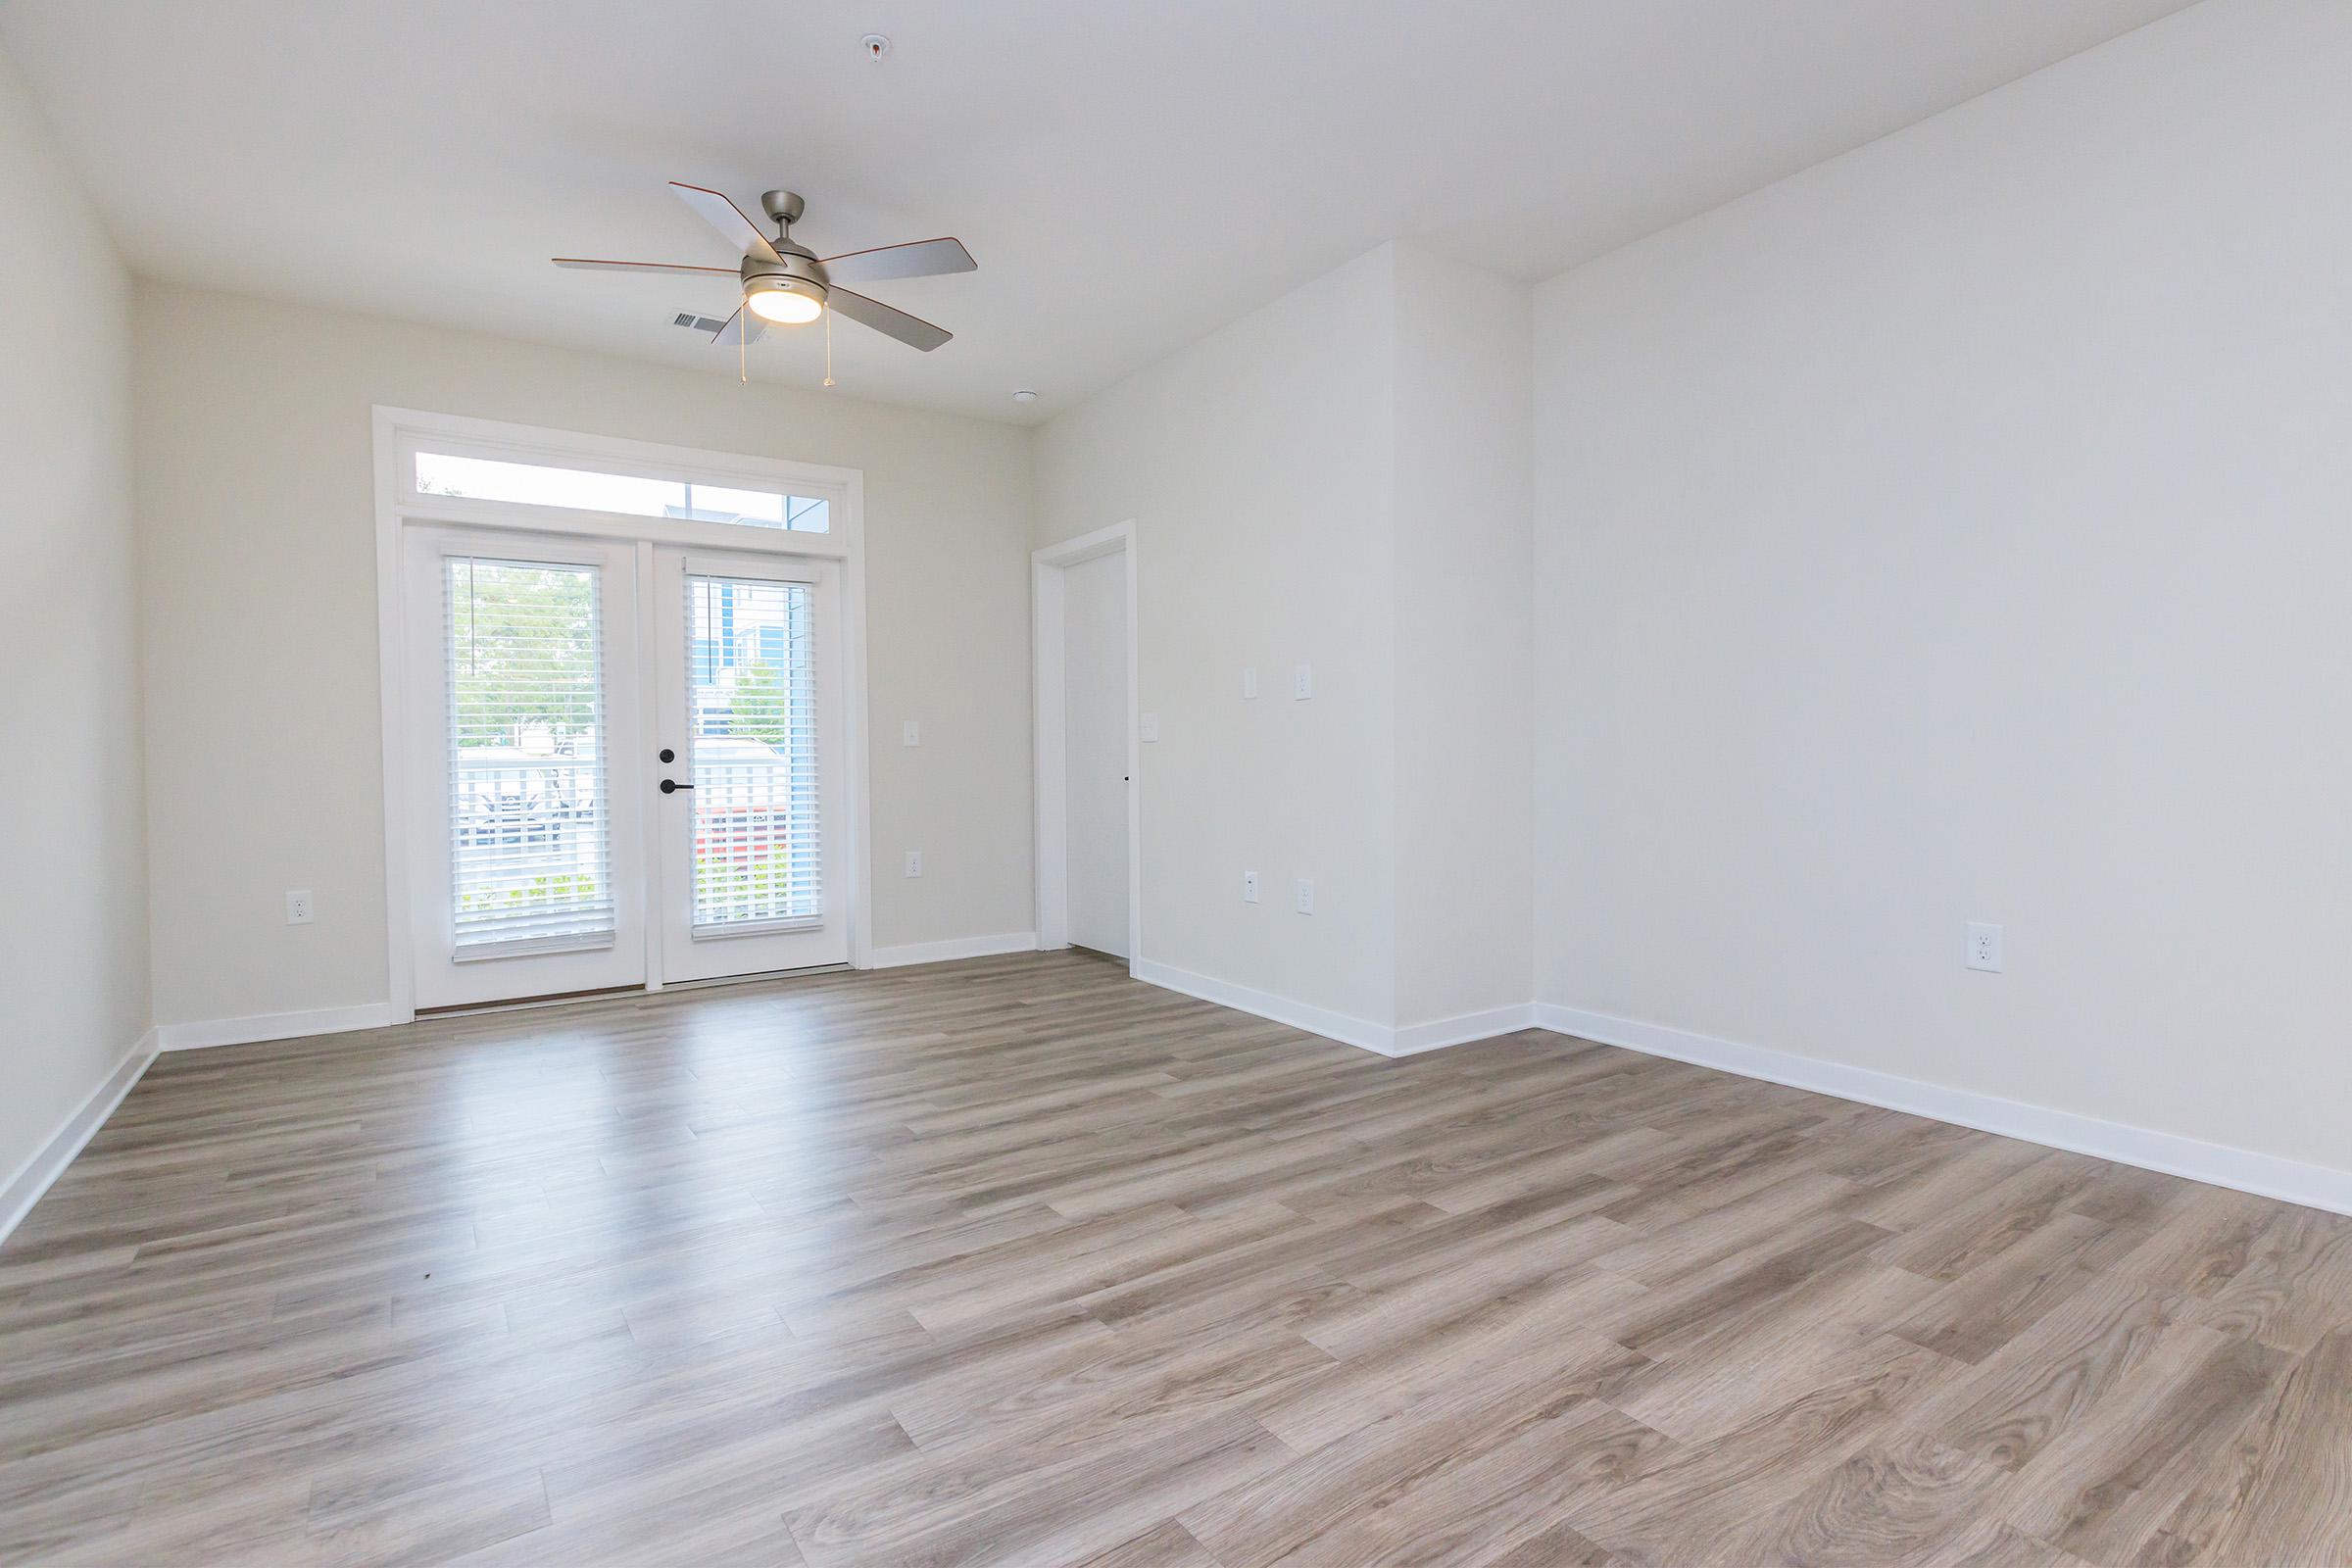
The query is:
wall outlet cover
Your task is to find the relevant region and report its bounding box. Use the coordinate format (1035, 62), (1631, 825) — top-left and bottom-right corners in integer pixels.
(1242, 667), (1258, 700)
(1967, 921), (2003, 973)
(905, 851), (923, 878)
(1295, 878), (1315, 914)
(902, 719), (920, 747)
(285, 890), (314, 925)
(1293, 662), (1314, 701)
(1243, 869), (1259, 904)
(1140, 713), (1160, 743)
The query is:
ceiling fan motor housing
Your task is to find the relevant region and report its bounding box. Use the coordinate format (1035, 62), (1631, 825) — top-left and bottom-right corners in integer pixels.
(742, 247), (828, 311)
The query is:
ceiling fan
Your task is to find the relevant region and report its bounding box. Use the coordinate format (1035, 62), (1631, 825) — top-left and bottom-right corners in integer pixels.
(556, 183), (975, 353)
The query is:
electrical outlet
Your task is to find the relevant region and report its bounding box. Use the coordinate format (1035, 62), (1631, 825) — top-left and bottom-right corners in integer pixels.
(1243, 870), (1259, 904)
(285, 890), (314, 925)
(1140, 713), (1160, 743)
(902, 719), (920, 747)
(904, 851), (923, 878)
(1293, 662), (1314, 701)
(1242, 667), (1258, 700)
(1295, 878), (1315, 915)
(1967, 921), (2003, 973)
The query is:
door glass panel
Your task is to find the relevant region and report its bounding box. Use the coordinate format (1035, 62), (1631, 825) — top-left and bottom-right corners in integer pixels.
(683, 575), (820, 934)
(444, 558), (615, 954)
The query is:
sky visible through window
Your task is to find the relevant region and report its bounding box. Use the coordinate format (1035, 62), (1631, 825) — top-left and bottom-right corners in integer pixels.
(416, 452), (828, 532)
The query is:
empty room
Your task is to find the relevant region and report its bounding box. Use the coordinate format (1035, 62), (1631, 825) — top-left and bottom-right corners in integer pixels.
(5, 1), (2350, 1562)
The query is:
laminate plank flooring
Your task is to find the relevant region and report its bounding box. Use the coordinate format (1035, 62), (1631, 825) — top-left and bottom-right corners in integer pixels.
(4, 950), (2349, 1565)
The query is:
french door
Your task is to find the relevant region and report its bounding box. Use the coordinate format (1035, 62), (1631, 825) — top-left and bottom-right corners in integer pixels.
(404, 526), (847, 1008)
(651, 550), (848, 980)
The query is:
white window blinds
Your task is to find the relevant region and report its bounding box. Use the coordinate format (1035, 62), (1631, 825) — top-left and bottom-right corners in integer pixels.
(684, 574), (821, 934)
(444, 558), (616, 955)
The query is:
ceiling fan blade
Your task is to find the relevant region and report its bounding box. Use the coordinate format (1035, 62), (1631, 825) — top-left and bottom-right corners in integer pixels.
(554, 257), (738, 276)
(818, 237), (976, 285)
(827, 287), (953, 352)
(670, 181), (780, 264)
(710, 304), (767, 347)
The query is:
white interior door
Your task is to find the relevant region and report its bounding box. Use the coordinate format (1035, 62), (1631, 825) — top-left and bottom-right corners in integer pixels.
(1062, 551), (1130, 957)
(652, 549), (850, 980)
(404, 527), (647, 1008)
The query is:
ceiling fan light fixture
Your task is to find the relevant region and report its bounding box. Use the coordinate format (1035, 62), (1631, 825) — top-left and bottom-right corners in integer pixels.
(746, 280), (824, 324)
(564, 183), (965, 354)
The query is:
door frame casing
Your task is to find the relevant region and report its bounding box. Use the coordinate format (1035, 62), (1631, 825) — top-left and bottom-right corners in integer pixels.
(1031, 521), (1140, 966)
(372, 407), (872, 1023)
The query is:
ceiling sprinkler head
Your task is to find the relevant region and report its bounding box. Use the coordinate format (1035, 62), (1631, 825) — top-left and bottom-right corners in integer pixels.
(860, 33), (891, 62)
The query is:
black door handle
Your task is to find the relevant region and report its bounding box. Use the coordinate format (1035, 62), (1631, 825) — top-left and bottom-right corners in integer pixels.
(661, 779), (693, 794)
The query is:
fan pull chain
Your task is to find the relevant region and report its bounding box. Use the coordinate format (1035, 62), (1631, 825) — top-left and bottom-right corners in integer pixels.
(823, 305), (836, 388)
(740, 306), (748, 384)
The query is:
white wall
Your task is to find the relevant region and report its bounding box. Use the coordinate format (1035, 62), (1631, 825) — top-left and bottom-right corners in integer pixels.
(1535, 0), (2352, 1173)
(134, 283), (1034, 1028)
(1035, 242), (1534, 1037)
(1393, 251), (1535, 1028)
(0, 51), (149, 1195)
(1035, 246), (1401, 1027)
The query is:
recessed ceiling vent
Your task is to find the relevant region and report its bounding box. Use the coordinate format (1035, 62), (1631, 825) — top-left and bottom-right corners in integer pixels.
(673, 311), (733, 334)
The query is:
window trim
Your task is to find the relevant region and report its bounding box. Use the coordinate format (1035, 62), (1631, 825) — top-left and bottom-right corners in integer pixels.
(372, 406), (872, 1023)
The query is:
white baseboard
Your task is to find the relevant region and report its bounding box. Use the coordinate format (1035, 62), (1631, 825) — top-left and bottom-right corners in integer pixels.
(0, 1029), (158, 1248)
(864, 932), (1040, 971)
(155, 1002), (398, 1053)
(1535, 1003), (2352, 1219)
(1132, 959), (1396, 1053)
(1128, 959), (1532, 1058)
(1112, 958), (2352, 1215)
(1391, 1003), (1540, 1056)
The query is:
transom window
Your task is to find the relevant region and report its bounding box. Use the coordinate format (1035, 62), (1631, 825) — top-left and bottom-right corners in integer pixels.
(414, 451), (829, 533)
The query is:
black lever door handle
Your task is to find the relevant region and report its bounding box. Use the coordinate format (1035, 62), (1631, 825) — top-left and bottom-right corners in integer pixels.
(661, 779), (693, 794)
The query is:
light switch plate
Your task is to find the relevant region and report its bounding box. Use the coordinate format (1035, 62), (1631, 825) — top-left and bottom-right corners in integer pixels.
(1242, 666), (1258, 700)
(1140, 713), (1160, 743)
(1293, 662), (1314, 701)
(902, 719), (920, 747)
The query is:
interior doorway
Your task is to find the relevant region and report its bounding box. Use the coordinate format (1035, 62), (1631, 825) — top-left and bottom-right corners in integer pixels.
(1033, 522), (1138, 963)
(1060, 551), (1129, 956)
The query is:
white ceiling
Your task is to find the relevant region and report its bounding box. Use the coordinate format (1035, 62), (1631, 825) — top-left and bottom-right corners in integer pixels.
(4, 0), (2194, 424)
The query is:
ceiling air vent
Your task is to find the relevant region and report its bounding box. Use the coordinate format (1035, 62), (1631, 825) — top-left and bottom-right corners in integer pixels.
(671, 311), (733, 334)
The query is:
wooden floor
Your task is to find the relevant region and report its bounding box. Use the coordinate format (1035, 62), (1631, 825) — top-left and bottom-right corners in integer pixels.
(4, 952), (2350, 1566)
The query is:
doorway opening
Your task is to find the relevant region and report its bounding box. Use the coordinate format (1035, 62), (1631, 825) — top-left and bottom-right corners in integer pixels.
(1032, 522), (1139, 964)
